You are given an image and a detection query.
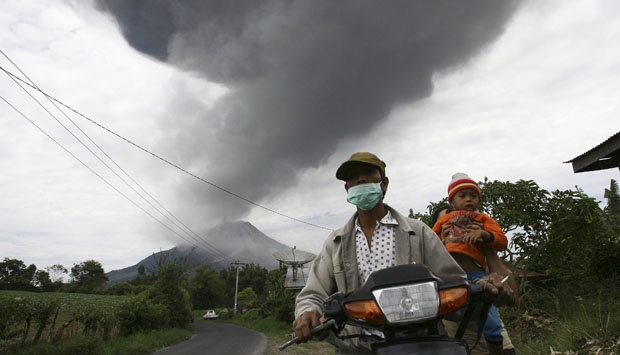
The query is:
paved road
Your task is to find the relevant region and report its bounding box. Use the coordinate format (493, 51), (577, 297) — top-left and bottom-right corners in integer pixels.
(152, 322), (268, 355)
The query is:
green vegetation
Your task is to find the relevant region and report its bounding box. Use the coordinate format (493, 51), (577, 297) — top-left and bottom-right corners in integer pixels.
(6, 328), (193, 355)
(1, 178), (619, 354)
(101, 328), (193, 355)
(0, 290), (193, 354)
(501, 279), (620, 354)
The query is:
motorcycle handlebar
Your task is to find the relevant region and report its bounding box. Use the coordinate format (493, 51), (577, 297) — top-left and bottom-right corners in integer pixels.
(278, 319), (336, 351)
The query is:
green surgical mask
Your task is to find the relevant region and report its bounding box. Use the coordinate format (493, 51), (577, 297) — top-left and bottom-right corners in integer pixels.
(347, 182), (383, 211)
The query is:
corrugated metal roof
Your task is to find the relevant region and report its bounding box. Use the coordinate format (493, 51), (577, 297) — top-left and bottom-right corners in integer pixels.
(565, 131), (620, 173)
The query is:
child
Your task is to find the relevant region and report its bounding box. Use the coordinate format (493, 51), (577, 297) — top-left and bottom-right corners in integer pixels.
(431, 204), (517, 355)
(432, 173), (509, 355)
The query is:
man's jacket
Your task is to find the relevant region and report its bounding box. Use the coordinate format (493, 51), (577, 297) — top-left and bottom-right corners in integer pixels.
(295, 205), (465, 354)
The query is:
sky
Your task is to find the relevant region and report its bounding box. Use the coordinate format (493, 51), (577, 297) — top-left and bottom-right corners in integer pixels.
(1, 0), (619, 274)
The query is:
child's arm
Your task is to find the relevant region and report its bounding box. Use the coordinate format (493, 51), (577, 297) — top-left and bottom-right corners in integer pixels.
(479, 215), (508, 251)
(461, 224), (493, 244)
(461, 216), (508, 251)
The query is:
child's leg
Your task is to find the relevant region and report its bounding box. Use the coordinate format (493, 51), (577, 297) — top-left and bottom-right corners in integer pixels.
(483, 305), (504, 354)
(500, 318), (515, 353)
(486, 340), (504, 354)
(465, 271), (506, 354)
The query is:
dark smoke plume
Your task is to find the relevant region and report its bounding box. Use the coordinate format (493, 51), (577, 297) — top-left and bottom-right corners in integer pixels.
(95, 0), (521, 228)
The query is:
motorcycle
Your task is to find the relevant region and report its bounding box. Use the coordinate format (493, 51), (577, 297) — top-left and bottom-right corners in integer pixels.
(280, 264), (492, 354)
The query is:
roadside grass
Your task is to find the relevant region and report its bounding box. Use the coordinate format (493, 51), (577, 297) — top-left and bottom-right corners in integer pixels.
(8, 328), (193, 355)
(102, 327), (194, 355)
(506, 304), (620, 354)
(223, 315), (333, 355)
(501, 280), (620, 354)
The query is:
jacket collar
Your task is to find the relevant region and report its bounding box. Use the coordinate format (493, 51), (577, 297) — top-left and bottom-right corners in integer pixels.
(331, 204), (416, 242)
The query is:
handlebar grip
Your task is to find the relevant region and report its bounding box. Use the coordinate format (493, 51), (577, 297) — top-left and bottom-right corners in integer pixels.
(278, 319), (335, 351)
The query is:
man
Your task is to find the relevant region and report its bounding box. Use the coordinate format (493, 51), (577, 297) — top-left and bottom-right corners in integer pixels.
(293, 152), (515, 354)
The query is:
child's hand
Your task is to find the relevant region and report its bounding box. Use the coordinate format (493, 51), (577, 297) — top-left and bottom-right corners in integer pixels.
(462, 229), (485, 244)
(470, 221), (484, 229)
(463, 224), (491, 243)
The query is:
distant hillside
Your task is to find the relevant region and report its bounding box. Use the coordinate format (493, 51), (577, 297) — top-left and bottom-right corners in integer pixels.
(106, 221), (292, 284)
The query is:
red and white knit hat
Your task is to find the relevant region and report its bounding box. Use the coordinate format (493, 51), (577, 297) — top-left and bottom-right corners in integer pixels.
(448, 173), (481, 201)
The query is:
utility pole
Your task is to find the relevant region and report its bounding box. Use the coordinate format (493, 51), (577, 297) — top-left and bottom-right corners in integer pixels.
(231, 262), (247, 316)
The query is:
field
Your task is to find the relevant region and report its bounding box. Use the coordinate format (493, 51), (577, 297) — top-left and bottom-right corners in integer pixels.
(0, 290), (126, 350)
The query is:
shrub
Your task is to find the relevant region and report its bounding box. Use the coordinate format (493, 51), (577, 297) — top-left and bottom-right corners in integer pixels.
(239, 308), (261, 321)
(116, 294), (169, 336)
(15, 335), (103, 355)
(0, 296), (26, 341)
(272, 301), (294, 323)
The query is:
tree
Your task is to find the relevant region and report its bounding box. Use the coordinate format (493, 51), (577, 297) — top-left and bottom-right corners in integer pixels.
(189, 265), (225, 309)
(45, 264), (68, 283)
(70, 260), (108, 293)
(239, 263), (268, 296)
(516, 188), (607, 278)
(138, 250), (194, 328)
(409, 199), (448, 227)
(129, 263), (156, 286)
(32, 270), (53, 290)
(595, 179), (620, 279)
(150, 263), (192, 327)
(0, 258), (37, 290)
(264, 267), (295, 322)
(237, 287), (258, 310)
(220, 266), (236, 307)
(137, 264), (146, 277)
(410, 178), (620, 289)
(604, 179), (620, 216)
(220, 263), (269, 308)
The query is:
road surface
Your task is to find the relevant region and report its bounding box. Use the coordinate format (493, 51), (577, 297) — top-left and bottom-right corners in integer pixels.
(152, 322), (268, 355)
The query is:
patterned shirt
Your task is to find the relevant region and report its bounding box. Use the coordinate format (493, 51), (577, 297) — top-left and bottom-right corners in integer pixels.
(355, 210), (398, 284)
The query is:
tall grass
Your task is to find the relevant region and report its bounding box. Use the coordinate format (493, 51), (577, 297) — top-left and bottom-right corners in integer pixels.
(502, 279), (620, 354)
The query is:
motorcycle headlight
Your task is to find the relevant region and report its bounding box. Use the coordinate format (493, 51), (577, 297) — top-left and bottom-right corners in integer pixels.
(372, 281), (439, 324)
(342, 282), (469, 325)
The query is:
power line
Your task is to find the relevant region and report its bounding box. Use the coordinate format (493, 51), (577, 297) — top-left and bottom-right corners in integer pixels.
(0, 52), (236, 261)
(1, 54), (233, 261)
(0, 92), (233, 261)
(0, 63), (333, 232)
(0, 94), (215, 251)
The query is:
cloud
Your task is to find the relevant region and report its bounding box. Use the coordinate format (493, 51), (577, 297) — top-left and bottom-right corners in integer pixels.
(95, 0), (522, 229)
(2, 1), (619, 271)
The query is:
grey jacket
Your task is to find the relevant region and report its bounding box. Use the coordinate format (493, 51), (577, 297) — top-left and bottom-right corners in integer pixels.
(295, 205), (465, 354)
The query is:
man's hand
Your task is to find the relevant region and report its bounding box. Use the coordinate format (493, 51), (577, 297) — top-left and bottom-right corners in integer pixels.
(477, 272), (517, 307)
(292, 310), (323, 342)
(440, 223), (451, 240)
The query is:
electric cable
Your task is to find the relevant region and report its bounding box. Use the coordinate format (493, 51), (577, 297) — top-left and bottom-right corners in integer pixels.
(0, 94), (218, 252)
(0, 62), (333, 232)
(0, 53), (235, 261)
